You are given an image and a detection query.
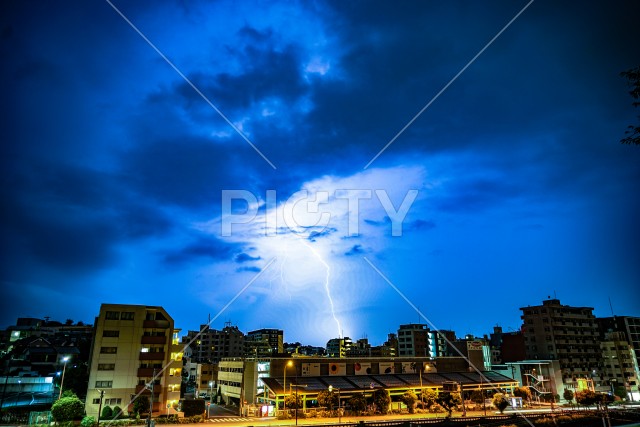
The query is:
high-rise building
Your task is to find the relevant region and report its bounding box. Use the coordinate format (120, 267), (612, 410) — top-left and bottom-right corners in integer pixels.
(520, 298), (601, 389)
(428, 330), (456, 358)
(245, 329), (283, 357)
(599, 331), (640, 400)
(397, 324), (429, 357)
(85, 304), (182, 418)
(597, 316), (640, 364)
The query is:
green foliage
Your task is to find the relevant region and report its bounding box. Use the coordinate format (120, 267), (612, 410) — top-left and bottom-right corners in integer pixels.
(400, 390), (418, 413)
(470, 389), (485, 404)
(284, 393), (303, 409)
(51, 396), (86, 421)
(81, 416), (96, 427)
(348, 393), (367, 414)
(575, 389), (597, 407)
(132, 395), (150, 416)
(112, 406), (125, 419)
(596, 392), (614, 406)
(181, 399), (206, 417)
(436, 392), (461, 416)
(513, 386), (532, 401)
(620, 66), (640, 145)
(61, 390), (78, 399)
(420, 389), (438, 410)
(614, 386), (628, 400)
(563, 389), (574, 403)
(371, 388), (391, 414)
(101, 405), (113, 420)
(492, 393), (510, 414)
(316, 389), (338, 409)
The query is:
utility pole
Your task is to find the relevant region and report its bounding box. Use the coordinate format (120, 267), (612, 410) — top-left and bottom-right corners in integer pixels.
(147, 369), (156, 427)
(97, 390), (104, 425)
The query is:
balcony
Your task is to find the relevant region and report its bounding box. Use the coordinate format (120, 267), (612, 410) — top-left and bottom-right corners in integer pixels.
(142, 336), (167, 345)
(137, 368), (156, 377)
(135, 384), (163, 394)
(143, 319), (170, 329)
(139, 352), (165, 361)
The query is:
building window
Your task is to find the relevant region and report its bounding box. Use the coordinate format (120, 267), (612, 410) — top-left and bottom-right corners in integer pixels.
(92, 398), (100, 404)
(106, 398), (122, 405)
(121, 312), (135, 320)
(100, 347), (117, 354)
(95, 381), (113, 388)
(105, 311), (120, 320)
(98, 364), (116, 371)
(103, 330), (120, 337)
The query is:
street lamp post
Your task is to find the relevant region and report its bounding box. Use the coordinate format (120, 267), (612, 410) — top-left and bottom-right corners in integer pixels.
(58, 356), (70, 399)
(283, 361), (292, 415)
(208, 381), (213, 417)
(328, 385), (341, 424)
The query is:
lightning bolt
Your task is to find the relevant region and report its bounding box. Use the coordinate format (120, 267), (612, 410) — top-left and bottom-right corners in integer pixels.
(300, 239), (342, 337)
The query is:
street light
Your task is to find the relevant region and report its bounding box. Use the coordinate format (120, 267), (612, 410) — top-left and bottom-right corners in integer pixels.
(328, 385), (341, 424)
(58, 356), (70, 399)
(283, 360), (293, 414)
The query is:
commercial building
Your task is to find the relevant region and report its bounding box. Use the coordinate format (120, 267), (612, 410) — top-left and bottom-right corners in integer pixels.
(85, 304), (182, 418)
(218, 356), (518, 415)
(520, 298), (601, 390)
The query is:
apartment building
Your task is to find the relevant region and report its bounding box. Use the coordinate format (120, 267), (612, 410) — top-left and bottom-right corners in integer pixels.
(597, 316), (640, 364)
(85, 304), (182, 418)
(183, 322), (244, 363)
(245, 329), (283, 357)
(520, 298), (601, 389)
(600, 331), (640, 400)
(397, 324), (429, 357)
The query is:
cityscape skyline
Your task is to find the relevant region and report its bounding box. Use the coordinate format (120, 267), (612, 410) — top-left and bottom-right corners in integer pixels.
(1, 1), (639, 347)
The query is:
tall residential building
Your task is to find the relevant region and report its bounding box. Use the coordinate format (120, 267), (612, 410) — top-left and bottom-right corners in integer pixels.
(397, 324), (429, 357)
(520, 298), (601, 389)
(600, 331), (640, 400)
(85, 304), (182, 418)
(428, 330), (456, 358)
(245, 329), (283, 357)
(597, 316), (640, 364)
(183, 322), (244, 363)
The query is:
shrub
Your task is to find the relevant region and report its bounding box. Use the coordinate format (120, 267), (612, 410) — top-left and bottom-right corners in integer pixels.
(112, 405), (125, 419)
(102, 405), (113, 420)
(181, 399), (206, 417)
(51, 396), (86, 421)
(492, 393), (510, 414)
(81, 416), (96, 427)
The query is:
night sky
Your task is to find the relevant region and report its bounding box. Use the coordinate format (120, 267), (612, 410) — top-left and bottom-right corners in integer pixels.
(1, 1), (639, 346)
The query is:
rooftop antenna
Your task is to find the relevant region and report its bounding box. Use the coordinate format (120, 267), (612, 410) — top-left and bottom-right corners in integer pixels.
(609, 297), (615, 317)
(554, 290), (557, 299)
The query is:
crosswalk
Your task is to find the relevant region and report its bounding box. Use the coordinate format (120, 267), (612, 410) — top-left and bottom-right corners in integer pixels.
(206, 417), (255, 423)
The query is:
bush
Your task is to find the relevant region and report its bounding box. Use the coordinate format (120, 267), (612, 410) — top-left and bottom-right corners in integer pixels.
(181, 399), (206, 417)
(112, 405), (125, 419)
(81, 416), (96, 427)
(51, 396), (86, 421)
(102, 405), (113, 420)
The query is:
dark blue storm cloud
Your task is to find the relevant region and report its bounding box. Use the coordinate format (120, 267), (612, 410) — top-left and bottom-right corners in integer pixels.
(1, 0), (639, 343)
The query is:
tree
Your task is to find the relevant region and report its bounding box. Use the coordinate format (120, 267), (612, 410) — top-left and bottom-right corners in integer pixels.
(181, 399), (206, 417)
(620, 66), (640, 145)
(492, 393), (510, 414)
(513, 386), (532, 403)
(575, 389), (598, 408)
(400, 390), (418, 413)
(563, 389), (574, 404)
(420, 389), (438, 410)
(132, 395), (150, 416)
(284, 393), (303, 409)
(65, 319), (74, 326)
(436, 392), (461, 417)
(348, 394), (367, 414)
(51, 395), (85, 422)
(470, 390), (485, 405)
(371, 389), (391, 414)
(614, 386), (628, 400)
(317, 389), (338, 410)
(596, 392), (614, 407)
(101, 406), (113, 420)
